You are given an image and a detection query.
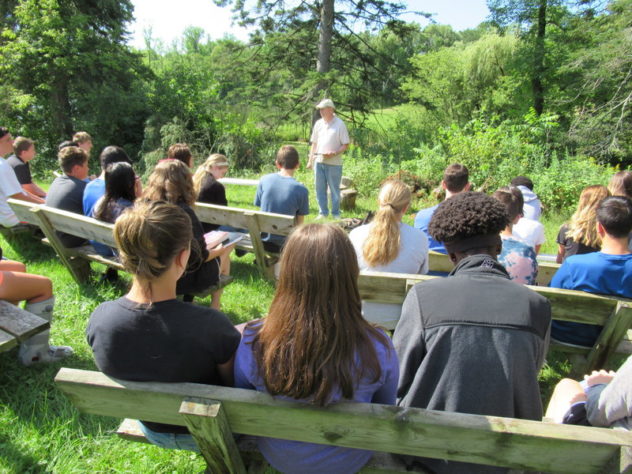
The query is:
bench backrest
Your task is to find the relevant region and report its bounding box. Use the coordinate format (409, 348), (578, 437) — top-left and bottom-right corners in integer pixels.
(193, 202), (295, 236)
(427, 250), (560, 286)
(358, 271), (632, 370)
(55, 367), (632, 474)
(8, 199), (116, 246)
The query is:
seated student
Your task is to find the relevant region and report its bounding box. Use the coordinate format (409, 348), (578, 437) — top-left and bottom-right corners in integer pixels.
(556, 185), (609, 263)
(235, 224), (398, 474)
(545, 355), (632, 430)
(493, 186), (538, 285)
(414, 163), (470, 254)
(0, 127), (45, 228)
(393, 192), (551, 474)
(193, 153), (229, 233)
(7, 137), (46, 200)
(511, 176), (542, 221)
(608, 170), (632, 251)
(87, 200), (240, 450)
(551, 196), (632, 347)
(91, 162), (138, 257)
(254, 145), (309, 252)
(143, 160), (234, 309)
(166, 143), (193, 168)
(73, 131), (93, 158)
(349, 180), (428, 329)
(83, 146), (132, 217)
(46, 146), (90, 247)
(0, 257), (73, 366)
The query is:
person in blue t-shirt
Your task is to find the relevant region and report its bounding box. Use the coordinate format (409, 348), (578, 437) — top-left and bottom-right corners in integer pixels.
(414, 163), (470, 255)
(83, 146), (132, 217)
(255, 145), (309, 252)
(551, 196), (632, 346)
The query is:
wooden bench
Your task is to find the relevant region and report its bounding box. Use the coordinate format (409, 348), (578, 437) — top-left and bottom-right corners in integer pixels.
(0, 301), (49, 354)
(7, 200), (232, 298)
(55, 367), (632, 473)
(427, 250), (561, 286)
(358, 271), (632, 372)
(193, 202), (296, 280)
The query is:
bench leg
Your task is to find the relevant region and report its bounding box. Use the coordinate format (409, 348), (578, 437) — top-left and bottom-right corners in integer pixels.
(180, 398), (246, 474)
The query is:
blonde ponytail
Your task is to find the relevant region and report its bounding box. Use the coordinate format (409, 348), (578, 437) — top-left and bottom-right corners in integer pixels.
(363, 180), (411, 267)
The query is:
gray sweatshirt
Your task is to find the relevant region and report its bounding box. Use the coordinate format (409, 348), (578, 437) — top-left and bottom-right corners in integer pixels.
(393, 254), (551, 473)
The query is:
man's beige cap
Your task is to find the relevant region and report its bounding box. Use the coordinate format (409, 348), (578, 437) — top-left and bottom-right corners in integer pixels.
(316, 98), (335, 109)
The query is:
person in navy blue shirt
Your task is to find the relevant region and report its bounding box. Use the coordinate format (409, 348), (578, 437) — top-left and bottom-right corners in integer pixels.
(255, 145), (309, 252)
(551, 196), (632, 346)
(414, 163), (470, 255)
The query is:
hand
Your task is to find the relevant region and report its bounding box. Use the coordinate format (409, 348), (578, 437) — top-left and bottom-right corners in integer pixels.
(584, 369), (616, 387)
(323, 152), (336, 159)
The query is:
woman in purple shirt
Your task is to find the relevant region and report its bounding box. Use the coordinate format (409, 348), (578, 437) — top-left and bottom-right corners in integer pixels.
(234, 224), (399, 474)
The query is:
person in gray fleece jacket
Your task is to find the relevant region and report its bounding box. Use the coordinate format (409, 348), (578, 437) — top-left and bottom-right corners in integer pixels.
(393, 192), (552, 474)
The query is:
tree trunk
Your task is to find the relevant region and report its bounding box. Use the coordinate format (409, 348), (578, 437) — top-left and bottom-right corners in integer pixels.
(532, 0), (547, 115)
(50, 75), (74, 139)
(313, 0), (335, 124)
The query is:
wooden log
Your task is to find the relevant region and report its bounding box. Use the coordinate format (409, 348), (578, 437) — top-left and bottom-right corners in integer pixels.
(180, 398), (247, 474)
(55, 368), (632, 474)
(341, 188), (358, 211)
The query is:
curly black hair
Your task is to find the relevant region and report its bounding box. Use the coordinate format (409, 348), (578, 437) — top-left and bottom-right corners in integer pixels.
(428, 192), (509, 244)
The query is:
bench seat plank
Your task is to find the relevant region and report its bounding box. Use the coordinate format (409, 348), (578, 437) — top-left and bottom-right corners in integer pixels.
(0, 301), (49, 341)
(0, 328), (17, 353)
(56, 368), (632, 474)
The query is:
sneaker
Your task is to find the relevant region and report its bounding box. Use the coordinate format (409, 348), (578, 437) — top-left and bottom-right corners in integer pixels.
(332, 214), (341, 220)
(315, 214), (328, 221)
(19, 345), (74, 366)
(219, 274), (234, 287)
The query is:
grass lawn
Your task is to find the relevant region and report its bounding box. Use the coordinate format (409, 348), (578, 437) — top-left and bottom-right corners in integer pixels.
(0, 175), (587, 472)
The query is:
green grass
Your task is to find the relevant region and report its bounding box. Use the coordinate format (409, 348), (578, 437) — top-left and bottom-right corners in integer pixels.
(0, 177), (588, 472)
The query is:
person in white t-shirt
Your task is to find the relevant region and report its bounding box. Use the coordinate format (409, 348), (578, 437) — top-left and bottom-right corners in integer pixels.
(308, 99), (350, 219)
(350, 180), (429, 329)
(0, 127), (43, 227)
(513, 216), (546, 254)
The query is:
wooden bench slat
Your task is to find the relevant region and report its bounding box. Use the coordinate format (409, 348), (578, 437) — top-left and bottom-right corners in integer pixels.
(0, 301), (50, 340)
(115, 418), (424, 473)
(55, 368), (632, 474)
(428, 251), (561, 286)
(0, 328), (17, 352)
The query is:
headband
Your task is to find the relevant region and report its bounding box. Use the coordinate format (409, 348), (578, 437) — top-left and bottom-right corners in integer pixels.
(443, 234), (502, 254)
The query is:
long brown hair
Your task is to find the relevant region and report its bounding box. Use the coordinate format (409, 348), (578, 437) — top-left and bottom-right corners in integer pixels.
(249, 224), (389, 406)
(567, 185), (609, 247)
(143, 159), (196, 206)
(363, 180), (411, 267)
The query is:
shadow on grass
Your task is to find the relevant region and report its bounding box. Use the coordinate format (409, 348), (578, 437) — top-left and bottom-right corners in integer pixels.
(0, 348), (119, 473)
(0, 232), (57, 264)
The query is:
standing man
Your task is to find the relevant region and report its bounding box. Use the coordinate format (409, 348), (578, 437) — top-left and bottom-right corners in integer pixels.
(309, 99), (350, 220)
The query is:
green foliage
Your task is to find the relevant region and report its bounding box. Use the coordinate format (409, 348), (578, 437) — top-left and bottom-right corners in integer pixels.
(0, 0), (150, 171)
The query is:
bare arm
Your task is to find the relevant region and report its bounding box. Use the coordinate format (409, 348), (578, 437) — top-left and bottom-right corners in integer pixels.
(556, 244), (565, 264)
(296, 215), (304, 225)
(22, 183), (46, 198)
(218, 354), (235, 387)
(535, 244), (542, 255)
(10, 191), (44, 204)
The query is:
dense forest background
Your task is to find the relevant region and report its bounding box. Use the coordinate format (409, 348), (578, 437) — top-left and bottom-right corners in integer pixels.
(0, 0), (630, 211)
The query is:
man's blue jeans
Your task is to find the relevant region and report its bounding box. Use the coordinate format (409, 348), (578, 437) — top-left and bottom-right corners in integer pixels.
(314, 162), (342, 217)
